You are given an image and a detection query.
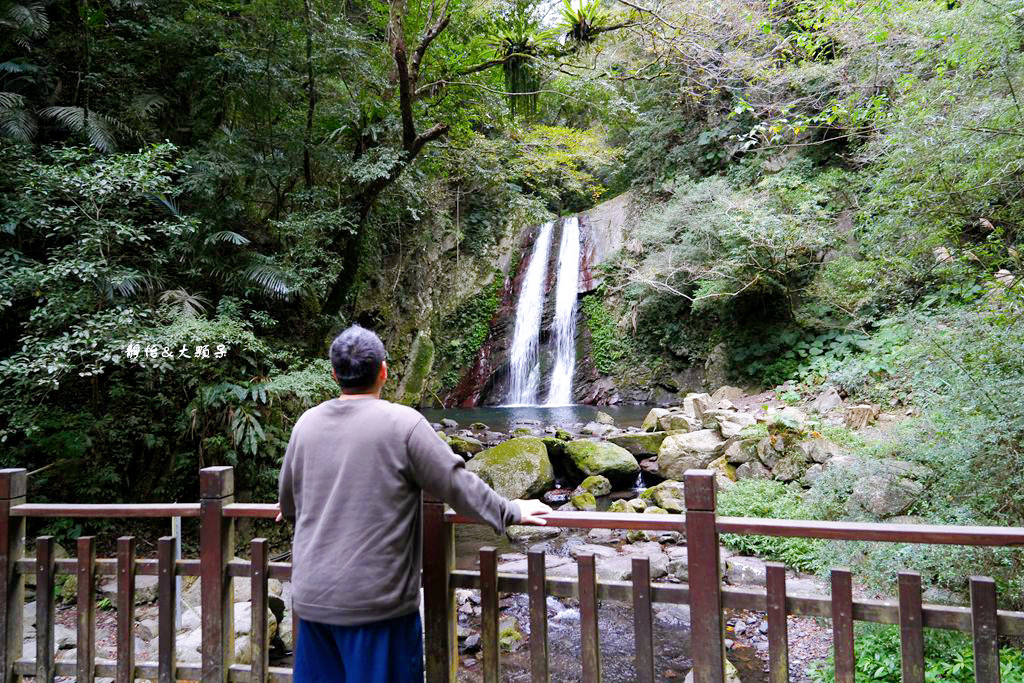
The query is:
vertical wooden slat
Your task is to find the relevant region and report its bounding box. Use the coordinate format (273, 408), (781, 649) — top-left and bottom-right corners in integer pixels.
(479, 546), (499, 683)
(898, 571), (924, 683)
(527, 550), (548, 682)
(970, 575), (1000, 683)
(35, 536), (55, 683)
(250, 538), (269, 683)
(766, 562), (789, 683)
(685, 470), (724, 683)
(831, 568), (855, 683)
(578, 553), (600, 683)
(200, 466), (235, 683)
(76, 536), (96, 683)
(157, 536), (176, 683)
(631, 556), (654, 683)
(422, 495), (455, 683)
(0, 468), (26, 683)
(116, 536), (136, 683)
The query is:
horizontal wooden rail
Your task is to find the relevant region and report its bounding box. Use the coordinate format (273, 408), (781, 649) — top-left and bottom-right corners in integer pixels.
(447, 510), (1024, 546)
(449, 570), (1024, 637)
(10, 503), (201, 518)
(446, 510), (686, 532)
(223, 503), (280, 519)
(12, 658), (295, 682)
(716, 516), (1024, 546)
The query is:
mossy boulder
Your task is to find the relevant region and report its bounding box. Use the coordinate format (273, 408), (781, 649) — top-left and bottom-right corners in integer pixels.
(608, 432), (671, 457)
(571, 491), (598, 511)
(554, 428), (572, 441)
(565, 440), (640, 485)
(578, 474), (612, 496)
(396, 331), (434, 407)
(511, 427), (534, 436)
(643, 506), (668, 515)
(608, 499), (633, 513)
(466, 437), (555, 499)
(449, 434), (484, 458)
(640, 480), (686, 513)
(627, 498), (647, 512)
(707, 456), (737, 483)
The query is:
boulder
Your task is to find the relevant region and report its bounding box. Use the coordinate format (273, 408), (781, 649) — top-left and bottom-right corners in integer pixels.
(810, 386), (843, 414)
(850, 475), (924, 518)
(657, 430), (727, 479)
(99, 575), (159, 605)
(565, 440), (640, 485)
(641, 408), (670, 432)
(581, 421), (615, 437)
(756, 436), (786, 468)
(577, 475), (612, 497)
(643, 506), (668, 514)
(570, 491), (598, 511)
(540, 436), (569, 463)
(542, 488), (571, 506)
(448, 434), (484, 459)
(470, 422), (489, 430)
(683, 656), (742, 683)
(570, 544), (618, 558)
(802, 463), (824, 486)
(595, 555), (635, 581)
(796, 438), (843, 464)
(717, 413), (757, 439)
(723, 438), (759, 464)
(441, 418), (459, 429)
(725, 556), (767, 584)
(707, 456), (737, 484)
(466, 437), (555, 499)
(608, 499), (633, 513)
(640, 480), (686, 513)
(396, 331), (434, 407)
(664, 414), (697, 432)
(608, 432), (670, 457)
(627, 498), (647, 512)
(735, 461), (771, 481)
(595, 411), (615, 425)
(506, 525), (561, 543)
(704, 343), (730, 391)
(711, 386), (746, 403)
(683, 393), (713, 420)
(620, 542), (670, 577)
(772, 452), (808, 482)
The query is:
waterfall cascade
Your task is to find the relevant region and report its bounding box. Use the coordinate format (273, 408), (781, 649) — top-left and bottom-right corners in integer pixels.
(504, 217), (582, 406)
(544, 216), (581, 406)
(505, 221), (554, 406)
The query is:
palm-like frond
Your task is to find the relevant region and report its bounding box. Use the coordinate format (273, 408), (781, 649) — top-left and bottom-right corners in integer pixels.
(149, 193), (181, 217)
(129, 93), (167, 120)
(160, 288), (210, 318)
(2, 2), (49, 47)
(40, 106), (129, 152)
(205, 231), (250, 246)
(242, 263), (298, 300)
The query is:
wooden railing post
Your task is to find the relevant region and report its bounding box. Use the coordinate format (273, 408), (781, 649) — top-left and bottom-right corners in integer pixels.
(0, 468), (26, 683)
(685, 469), (725, 683)
(200, 466), (235, 683)
(422, 494), (455, 683)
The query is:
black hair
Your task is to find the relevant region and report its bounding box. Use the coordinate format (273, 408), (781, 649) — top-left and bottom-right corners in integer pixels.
(329, 325), (386, 393)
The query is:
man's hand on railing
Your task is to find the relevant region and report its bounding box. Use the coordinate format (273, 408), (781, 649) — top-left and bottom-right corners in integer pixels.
(514, 499), (553, 525)
(274, 502), (283, 523)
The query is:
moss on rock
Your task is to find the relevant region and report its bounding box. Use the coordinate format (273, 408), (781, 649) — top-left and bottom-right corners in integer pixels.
(571, 491), (598, 511)
(565, 439), (640, 485)
(579, 474), (612, 496)
(608, 432), (671, 457)
(466, 437), (554, 499)
(397, 331), (435, 407)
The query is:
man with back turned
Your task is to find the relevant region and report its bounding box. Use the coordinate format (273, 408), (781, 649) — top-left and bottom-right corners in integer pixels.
(278, 325), (551, 682)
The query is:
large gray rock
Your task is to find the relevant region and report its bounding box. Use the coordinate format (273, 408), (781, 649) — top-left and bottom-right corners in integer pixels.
(725, 556), (767, 585)
(683, 393), (713, 420)
(640, 480), (686, 512)
(723, 438), (759, 464)
(850, 474), (925, 518)
(704, 343), (730, 391)
(641, 408), (670, 432)
(466, 437), (555, 499)
(448, 434), (484, 458)
(811, 386), (844, 414)
(796, 438), (843, 464)
(565, 440), (640, 485)
(657, 430), (727, 479)
(772, 452), (809, 482)
(736, 461), (771, 481)
(608, 432), (671, 457)
(581, 421), (615, 437)
(711, 386), (746, 403)
(717, 413), (757, 438)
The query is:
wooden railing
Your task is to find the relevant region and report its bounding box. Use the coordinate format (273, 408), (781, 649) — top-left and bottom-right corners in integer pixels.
(1, 464), (1023, 682)
(423, 469), (1024, 683)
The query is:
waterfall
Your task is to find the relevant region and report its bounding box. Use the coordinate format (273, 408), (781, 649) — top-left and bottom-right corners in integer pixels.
(505, 221), (554, 406)
(545, 216), (581, 406)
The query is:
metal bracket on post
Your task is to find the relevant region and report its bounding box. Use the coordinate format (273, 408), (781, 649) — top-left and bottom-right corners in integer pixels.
(199, 467), (235, 683)
(422, 494), (456, 683)
(685, 469), (725, 683)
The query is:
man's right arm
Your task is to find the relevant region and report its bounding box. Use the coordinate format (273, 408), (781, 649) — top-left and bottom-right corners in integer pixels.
(278, 428), (299, 522)
(406, 419), (528, 534)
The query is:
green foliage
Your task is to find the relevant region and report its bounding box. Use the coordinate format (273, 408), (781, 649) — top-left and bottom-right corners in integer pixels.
(580, 291), (631, 375)
(810, 623), (1024, 682)
(437, 272), (505, 390)
(717, 479), (822, 571)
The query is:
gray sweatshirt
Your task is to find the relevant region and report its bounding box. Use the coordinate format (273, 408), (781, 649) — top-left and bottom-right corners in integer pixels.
(278, 397), (520, 626)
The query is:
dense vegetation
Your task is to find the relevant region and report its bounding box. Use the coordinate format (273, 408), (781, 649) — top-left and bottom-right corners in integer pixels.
(2, 0), (1024, 633)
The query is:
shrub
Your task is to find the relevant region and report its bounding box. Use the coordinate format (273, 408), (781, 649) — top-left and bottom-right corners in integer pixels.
(717, 479), (823, 572)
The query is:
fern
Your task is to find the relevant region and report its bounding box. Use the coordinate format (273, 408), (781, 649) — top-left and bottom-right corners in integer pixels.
(242, 263), (299, 300)
(159, 288), (210, 318)
(39, 106), (128, 152)
(205, 231), (250, 246)
(0, 91), (34, 141)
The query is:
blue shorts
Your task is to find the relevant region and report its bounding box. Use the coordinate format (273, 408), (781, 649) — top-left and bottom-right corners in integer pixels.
(292, 611), (424, 683)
